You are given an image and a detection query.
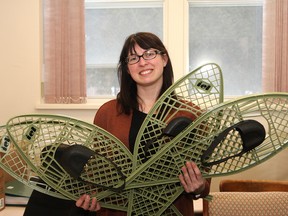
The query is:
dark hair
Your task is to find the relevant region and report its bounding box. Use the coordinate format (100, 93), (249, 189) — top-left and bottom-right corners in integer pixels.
(116, 32), (174, 115)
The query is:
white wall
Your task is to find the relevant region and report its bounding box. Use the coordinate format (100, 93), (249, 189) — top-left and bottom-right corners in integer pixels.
(0, 0), (39, 124)
(0, 0), (287, 192)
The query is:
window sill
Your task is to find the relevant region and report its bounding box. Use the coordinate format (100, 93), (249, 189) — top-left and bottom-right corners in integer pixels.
(36, 98), (111, 110)
(35, 96), (239, 110)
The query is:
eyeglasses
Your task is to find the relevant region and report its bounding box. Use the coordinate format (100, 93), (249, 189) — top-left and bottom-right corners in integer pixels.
(126, 50), (163, 65)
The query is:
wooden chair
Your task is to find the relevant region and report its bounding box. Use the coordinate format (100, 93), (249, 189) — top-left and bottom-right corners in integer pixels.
(203, 179), (288, 216)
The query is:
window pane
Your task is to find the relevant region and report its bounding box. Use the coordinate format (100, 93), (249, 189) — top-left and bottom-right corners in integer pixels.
(189, 5), (262, 96)
(85, 3), (163, 98)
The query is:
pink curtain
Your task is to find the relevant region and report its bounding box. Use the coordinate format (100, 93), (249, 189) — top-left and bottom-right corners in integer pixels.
(262, 0), (288, 92)
(43, 0), (86, 103)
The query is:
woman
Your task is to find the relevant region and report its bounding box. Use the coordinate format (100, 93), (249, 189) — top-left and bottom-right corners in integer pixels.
(76, 32), (210, 215)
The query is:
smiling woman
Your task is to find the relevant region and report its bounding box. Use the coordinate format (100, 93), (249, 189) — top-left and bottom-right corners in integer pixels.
(77, 31), (211, 216)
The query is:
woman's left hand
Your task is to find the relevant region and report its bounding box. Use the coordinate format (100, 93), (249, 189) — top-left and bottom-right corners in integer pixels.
(75, 194), (101, 212)
(178, 161), (206, 194)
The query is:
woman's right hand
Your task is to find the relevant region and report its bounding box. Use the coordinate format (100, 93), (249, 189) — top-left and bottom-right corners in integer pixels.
(75, 194), (101, 212)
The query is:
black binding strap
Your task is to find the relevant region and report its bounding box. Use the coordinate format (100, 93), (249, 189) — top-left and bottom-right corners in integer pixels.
(201, 119), (266, 166)
(42, 144), (126, 192)
(144, 116), (192, 160)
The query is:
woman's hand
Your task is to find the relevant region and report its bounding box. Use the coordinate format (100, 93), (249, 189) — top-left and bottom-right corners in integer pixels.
(76, 194), (101, 212)
(179, 161), (206, 194)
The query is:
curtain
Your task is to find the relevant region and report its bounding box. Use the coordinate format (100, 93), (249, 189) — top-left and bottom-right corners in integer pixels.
(43, 0), (86, 103)
(262, 0), (288, 92)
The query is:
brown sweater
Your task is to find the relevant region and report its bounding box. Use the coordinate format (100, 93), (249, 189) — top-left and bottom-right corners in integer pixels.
(94, 99), (210, 216)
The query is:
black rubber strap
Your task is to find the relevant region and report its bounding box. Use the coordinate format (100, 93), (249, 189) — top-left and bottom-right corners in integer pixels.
(144, 117), (192, 160)
(42, 144), (126, 192)
(78, 151), (126, 192)
(201, 119), (266, 166)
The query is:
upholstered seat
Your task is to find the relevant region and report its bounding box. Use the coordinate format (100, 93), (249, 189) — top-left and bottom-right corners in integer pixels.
(203, 180), (288, 216)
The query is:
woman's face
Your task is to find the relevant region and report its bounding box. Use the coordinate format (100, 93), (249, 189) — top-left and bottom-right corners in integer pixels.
(127, 44), (168, 88)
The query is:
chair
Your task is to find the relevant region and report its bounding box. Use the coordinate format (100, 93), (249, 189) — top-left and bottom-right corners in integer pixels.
(203, 179), (288, 216)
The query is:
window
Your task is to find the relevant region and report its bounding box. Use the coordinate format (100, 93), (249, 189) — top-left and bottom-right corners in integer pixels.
(189, 1), (263, 96)
(85, 0), (163, 98)
(42, 0), (263, 106)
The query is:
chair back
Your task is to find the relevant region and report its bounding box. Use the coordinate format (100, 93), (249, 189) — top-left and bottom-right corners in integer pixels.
(203, 180), (288, 216)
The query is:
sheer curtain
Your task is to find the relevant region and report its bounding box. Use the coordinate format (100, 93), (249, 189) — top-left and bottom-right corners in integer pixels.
(43, 0), (86, 103)
(262, 0), (288, 92)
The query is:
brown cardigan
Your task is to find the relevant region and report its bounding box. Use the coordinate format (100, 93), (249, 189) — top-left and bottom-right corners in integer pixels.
(94, 99), (210, 216)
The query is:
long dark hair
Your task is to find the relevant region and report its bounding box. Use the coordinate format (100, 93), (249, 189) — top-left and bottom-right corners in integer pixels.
(116, 32), (174, 115)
